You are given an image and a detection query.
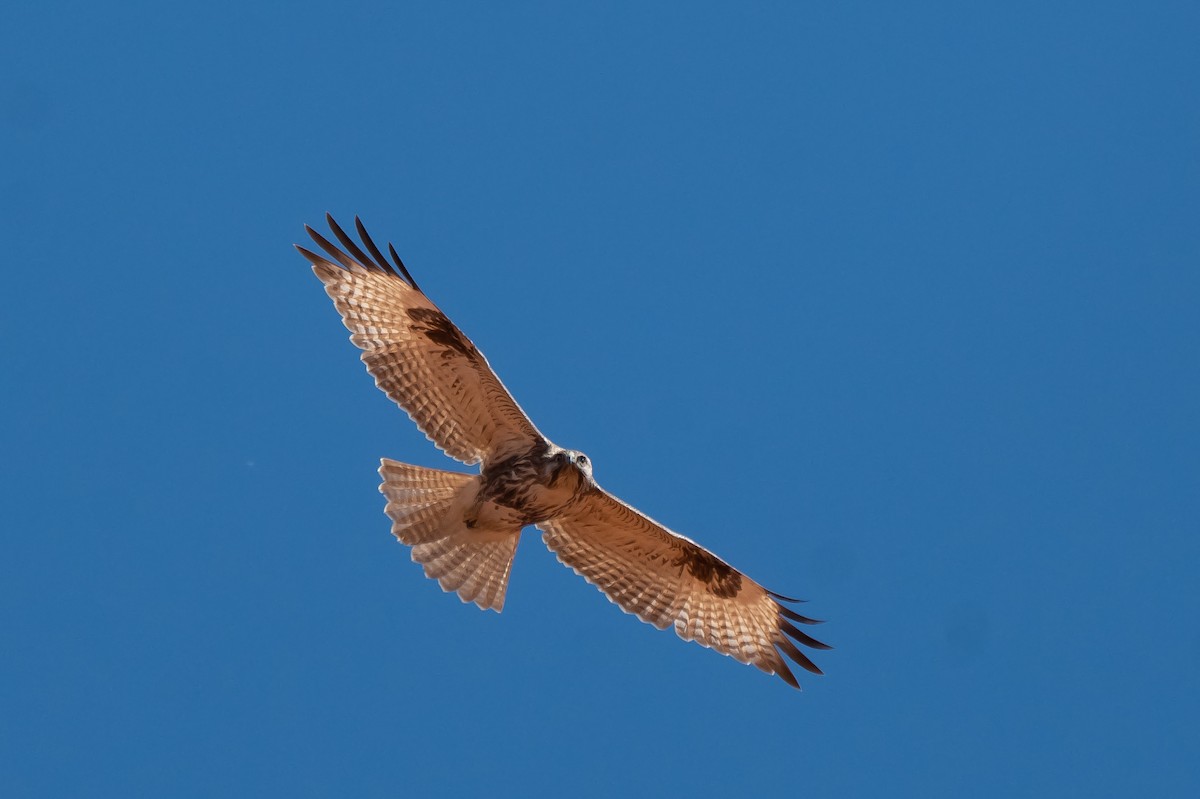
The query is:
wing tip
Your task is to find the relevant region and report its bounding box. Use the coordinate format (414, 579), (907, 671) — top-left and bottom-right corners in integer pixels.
(297, 215), (422, 291)
(780, 617), (833, 651)
(294, 243), (327, 266)
(770, 590), (831, 684)
(777, 635), (825, 677)
(774, 658), (802, 690)
(778, 604), (826, 626)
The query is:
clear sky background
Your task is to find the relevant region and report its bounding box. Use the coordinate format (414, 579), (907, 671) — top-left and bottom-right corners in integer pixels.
(3, 2), (1197, 796)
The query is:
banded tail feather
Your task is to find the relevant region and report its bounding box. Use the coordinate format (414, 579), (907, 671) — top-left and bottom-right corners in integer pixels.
(379, 459), (521, 612)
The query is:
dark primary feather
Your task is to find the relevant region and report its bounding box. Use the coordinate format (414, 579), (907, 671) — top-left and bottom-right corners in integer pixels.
(773, 597), (830, 680)
(781, 618), (832, 652)
(295, 245), (330, 269)
(304, 225), (360, 272)
(354, 217), (394, 273)
(386, 241), (420, 290)
(776, 636), (820, 681)
(297, 214), (421, 291)
(327, 214), (389, 276)
(355, 216), (413, 286)
(779, 604), (826, 625)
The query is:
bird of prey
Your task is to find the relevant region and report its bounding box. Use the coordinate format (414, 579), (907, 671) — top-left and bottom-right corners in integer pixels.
(296, 215), (830, 689)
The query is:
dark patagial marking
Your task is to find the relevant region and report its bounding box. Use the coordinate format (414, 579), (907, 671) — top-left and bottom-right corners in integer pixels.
(673, 547), (743, 598)
(407, 307), (476, 359)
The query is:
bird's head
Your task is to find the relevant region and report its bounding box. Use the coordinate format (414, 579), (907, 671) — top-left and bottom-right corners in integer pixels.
(557, 448), (594, 481)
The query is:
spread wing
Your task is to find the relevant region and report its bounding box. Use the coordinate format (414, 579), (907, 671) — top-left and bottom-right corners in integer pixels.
(296, 215), (544, 465)
(538, 488), (830, 689)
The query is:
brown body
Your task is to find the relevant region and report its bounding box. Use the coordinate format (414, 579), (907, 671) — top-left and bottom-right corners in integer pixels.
(472, 445), (591, 526)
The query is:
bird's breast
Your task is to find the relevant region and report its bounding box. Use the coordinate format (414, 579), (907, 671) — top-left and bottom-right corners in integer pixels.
(479, 451), (583, 524)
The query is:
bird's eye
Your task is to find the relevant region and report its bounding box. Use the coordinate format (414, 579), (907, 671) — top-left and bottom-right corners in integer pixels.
(577, 455), (588, 466)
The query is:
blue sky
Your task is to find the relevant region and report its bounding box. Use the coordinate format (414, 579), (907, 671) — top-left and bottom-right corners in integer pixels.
(3, 2), (1198, 796)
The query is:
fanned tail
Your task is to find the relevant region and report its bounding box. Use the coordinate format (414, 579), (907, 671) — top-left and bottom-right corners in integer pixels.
(378, 459), (520, 612)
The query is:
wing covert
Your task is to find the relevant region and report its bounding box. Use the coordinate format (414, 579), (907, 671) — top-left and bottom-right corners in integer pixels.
(538, 488), (830, 689)
(297, 215), (544, 465)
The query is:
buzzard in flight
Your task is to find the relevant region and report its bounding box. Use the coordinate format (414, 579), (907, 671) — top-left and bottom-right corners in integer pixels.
(297, 216), (830, 689)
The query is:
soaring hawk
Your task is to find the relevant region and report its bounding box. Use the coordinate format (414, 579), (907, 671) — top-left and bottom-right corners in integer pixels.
(297, 216), (830, 689)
